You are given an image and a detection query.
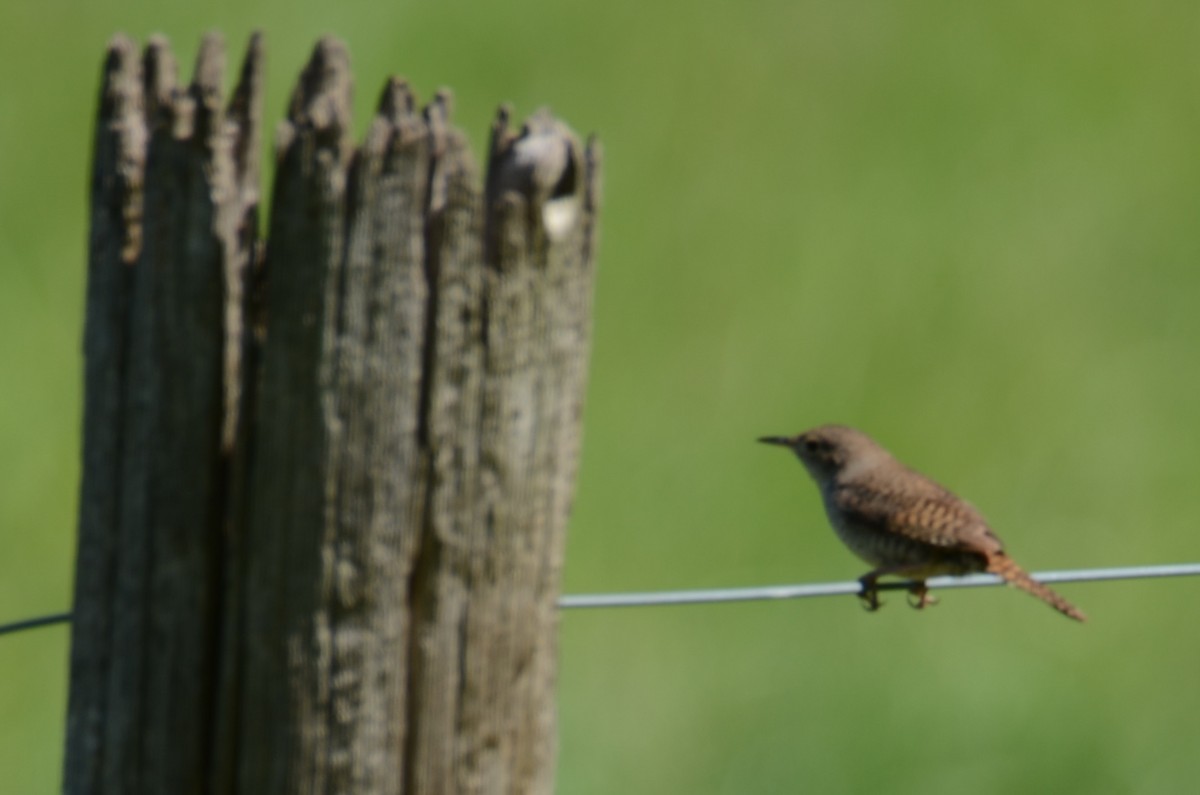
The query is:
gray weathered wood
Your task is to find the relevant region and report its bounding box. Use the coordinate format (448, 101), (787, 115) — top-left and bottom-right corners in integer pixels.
(66, 32), (599, 795)
(399, 107), (600, 795)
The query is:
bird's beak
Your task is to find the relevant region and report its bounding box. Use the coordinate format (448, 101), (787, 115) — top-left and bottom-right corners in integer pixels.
(757, 435), (795, 447)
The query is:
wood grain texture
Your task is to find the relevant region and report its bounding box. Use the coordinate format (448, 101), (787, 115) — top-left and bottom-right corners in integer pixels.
(66, 32), (264, 795)
(67, 32), (599, 795)
(65, 32), (144, 795)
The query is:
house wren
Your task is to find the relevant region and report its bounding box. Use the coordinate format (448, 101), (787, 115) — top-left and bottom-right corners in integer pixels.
(759, 424), (1085, 621)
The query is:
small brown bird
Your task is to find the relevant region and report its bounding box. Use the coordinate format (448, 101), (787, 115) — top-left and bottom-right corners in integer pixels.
(760, 424), (1085, 621)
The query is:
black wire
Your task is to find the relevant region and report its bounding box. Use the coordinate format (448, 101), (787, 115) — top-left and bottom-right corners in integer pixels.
(0, 612), (72, 637)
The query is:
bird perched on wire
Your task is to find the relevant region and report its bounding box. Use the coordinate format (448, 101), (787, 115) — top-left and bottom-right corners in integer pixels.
(759, 424), (1086, 621)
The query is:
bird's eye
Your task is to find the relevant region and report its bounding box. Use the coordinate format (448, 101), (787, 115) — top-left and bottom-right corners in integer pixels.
(803, 438), (821, 451)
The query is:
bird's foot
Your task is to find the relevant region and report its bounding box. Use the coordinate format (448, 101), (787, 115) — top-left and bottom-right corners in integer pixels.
(857, 576), (883, 612)
(906, 582), (938, 610)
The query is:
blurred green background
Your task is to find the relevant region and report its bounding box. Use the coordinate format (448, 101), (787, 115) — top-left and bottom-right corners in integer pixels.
(3, 0), (1199, 792)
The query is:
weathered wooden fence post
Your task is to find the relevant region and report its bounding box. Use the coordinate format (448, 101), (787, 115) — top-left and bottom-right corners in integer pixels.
(64, 32), (600, 795)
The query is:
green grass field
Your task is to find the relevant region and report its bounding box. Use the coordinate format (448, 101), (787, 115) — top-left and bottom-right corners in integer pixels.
(3, 1), (1199, 792)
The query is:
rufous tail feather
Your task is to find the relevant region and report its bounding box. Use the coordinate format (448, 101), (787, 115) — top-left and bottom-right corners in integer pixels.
(987, 553), (1086, 622)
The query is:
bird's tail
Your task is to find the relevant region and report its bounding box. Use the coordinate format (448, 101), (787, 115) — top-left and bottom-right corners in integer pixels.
(987, 553), (1087, 622)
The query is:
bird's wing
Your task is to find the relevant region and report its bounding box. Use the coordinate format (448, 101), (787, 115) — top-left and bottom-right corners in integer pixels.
(835, 478), (1004, 555)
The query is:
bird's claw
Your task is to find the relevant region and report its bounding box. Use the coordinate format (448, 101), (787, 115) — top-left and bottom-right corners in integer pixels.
(906, 583), (938, 610)
(857, 578), (883, 612)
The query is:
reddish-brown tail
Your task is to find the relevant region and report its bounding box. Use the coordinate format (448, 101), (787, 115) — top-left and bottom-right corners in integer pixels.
(987, 553), (1086, 622)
